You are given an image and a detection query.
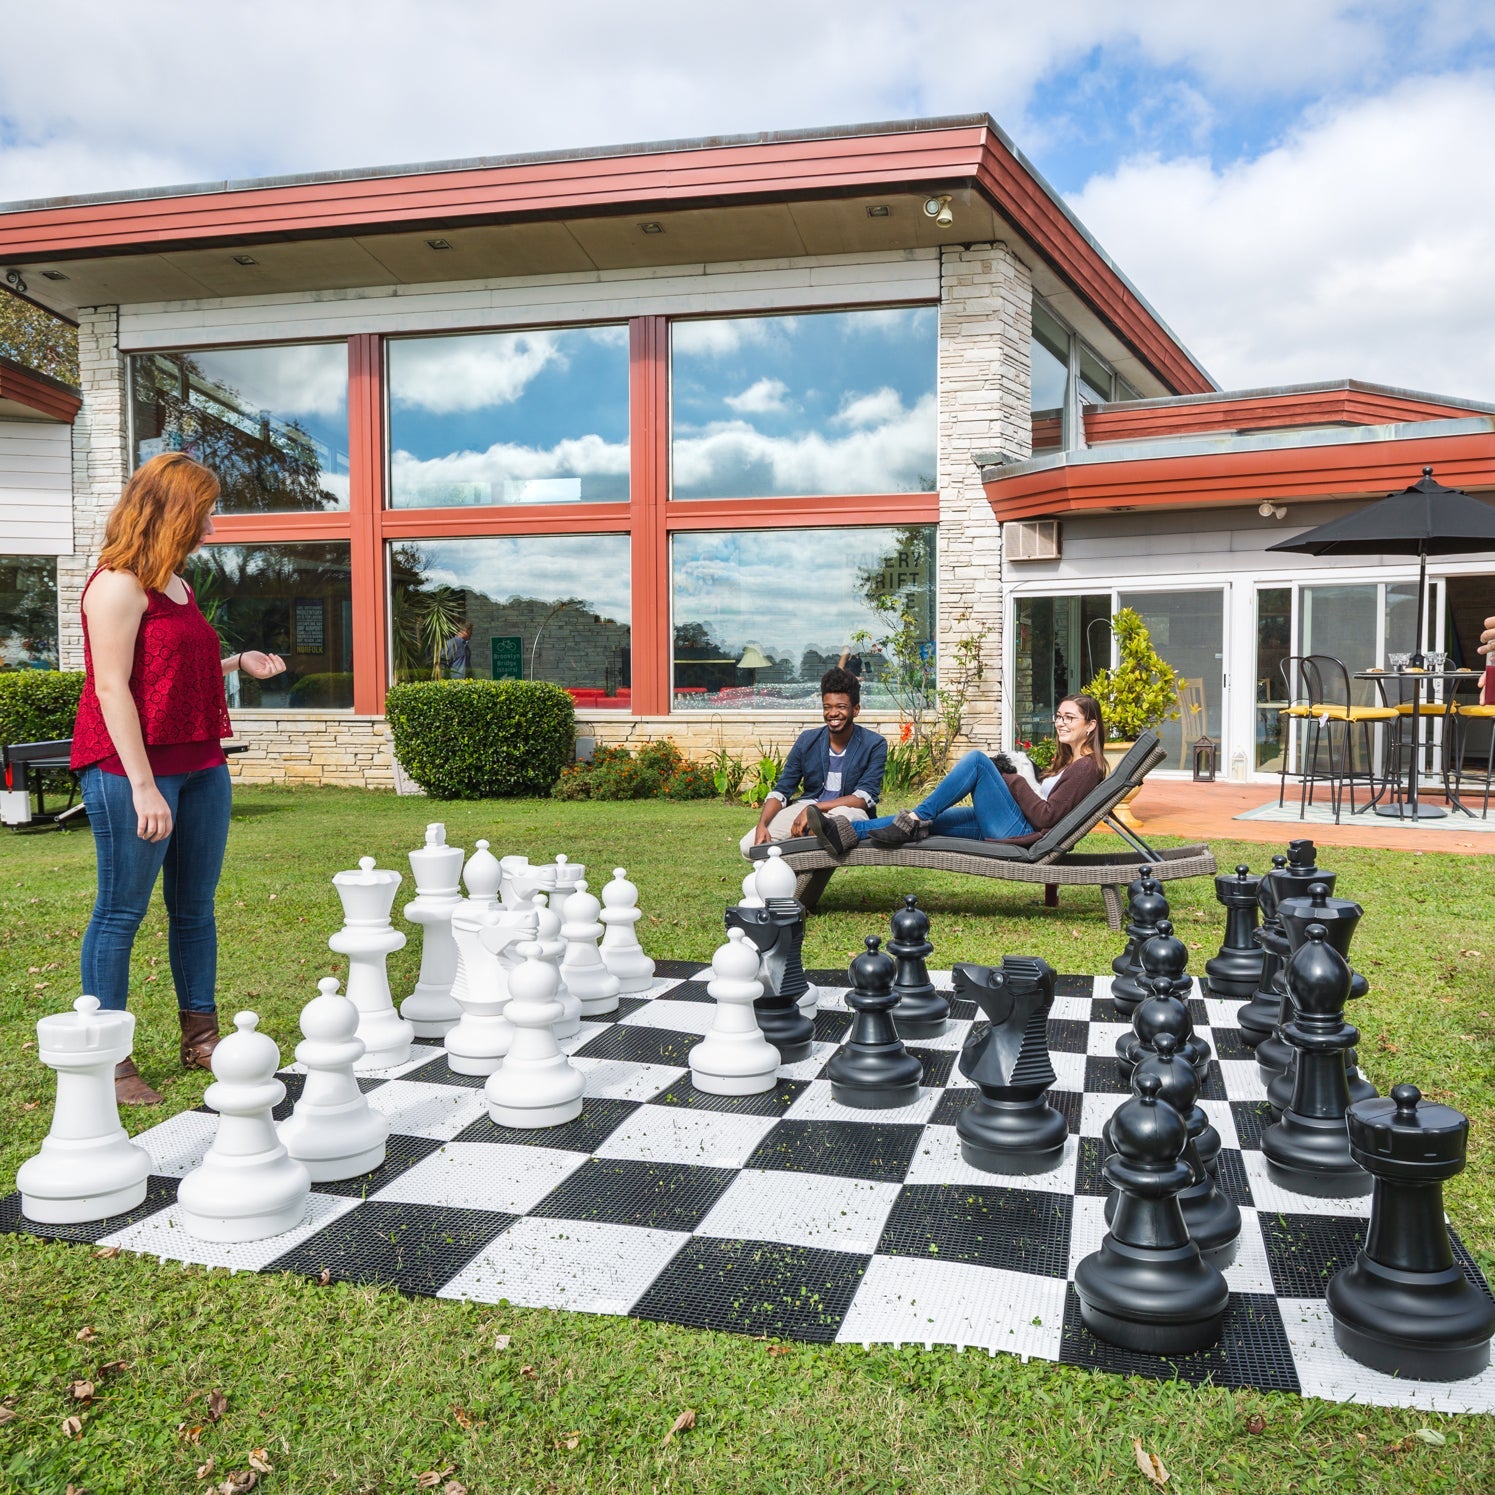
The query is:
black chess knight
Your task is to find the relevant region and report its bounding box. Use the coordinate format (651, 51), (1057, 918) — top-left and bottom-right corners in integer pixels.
(725, 896), (814, 1063)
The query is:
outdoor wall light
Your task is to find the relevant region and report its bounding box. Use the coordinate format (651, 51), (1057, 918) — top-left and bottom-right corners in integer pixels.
(923, 195), (954, 227)
(639, 222), (664, 234)
(1258, 501), (1288, 520)
(40, 270), (69, 281)
(232, 254), (257, 266)
(866, 204), (890, 218)
(426, 238), (452, 250)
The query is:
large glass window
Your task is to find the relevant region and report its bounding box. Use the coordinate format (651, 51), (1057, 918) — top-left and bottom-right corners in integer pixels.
(1255, 586), (1292, 772)
(185, 543), (353, 709)
(0, 556), (58, 671)
(130, 345), (349, 513)
(1011, 594), (1111, 745)
(1119, 589), (1225, 766)
(390, 537), (632, 707)
(1030, 303), (1070, 454)
(671, 526), (935, 710)
(670, 309), (937, 499)
(387, 328), (630, 509)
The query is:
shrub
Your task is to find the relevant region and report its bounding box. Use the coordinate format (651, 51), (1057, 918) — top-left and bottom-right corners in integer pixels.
(551, 738), (716, 803)
(1083, 608), (1182, 743)
(384, 679), (574, 799)
(0, 670), (85, 747)
(663, 762), (716, 800)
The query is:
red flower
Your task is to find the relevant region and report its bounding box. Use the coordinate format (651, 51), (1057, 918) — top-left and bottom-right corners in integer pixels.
(900, 722), (912, 742)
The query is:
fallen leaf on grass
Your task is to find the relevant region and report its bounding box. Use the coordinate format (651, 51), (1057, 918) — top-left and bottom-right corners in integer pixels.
(21, 1101), (39, 1111)
(1414, 1428), (1447, 1446)
(443, 1483), (467, 1495)
(492, 1334), (511, 1351)
(197, 1458), (215, 1480)
(248, 1449), (273, 1473)
(0, 1408), (16, 1426)
(1245, 1414), (1267, 1435)
(214, 1472), (257, 1494)
(179, 1424), (205, 1445)
(519, 1365), (536, 1378)
(207, 1389), (228, 1421)
(94, 1246), (121, 1259)
(416, 1469), (455, 1489)
(318, 1268), (332, 1286)
(99, 1360), (129, 1376)
(70, 1380), (94, 1402)
(1458, 949), (1482, 959)
(75, 1326), (98, 1342)
(449, 1404), (474, 1431)
(554, 1431), (580, 1450)
(662, 1409), (696, 1446)
(766, 1345), (791, 1357)
(61, 1414), (83, 1438)
(1133, 1439), (1168, 1487)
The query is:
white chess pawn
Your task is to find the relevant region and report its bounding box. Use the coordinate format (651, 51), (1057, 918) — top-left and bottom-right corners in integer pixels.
(399, 823), (465, 1037)
(690, 929), (780, 1095)
(450, 840), (503, 1012)
(534, 894), (581, 1038)
(559, 880), (621, 1017)
(178, 1013), (310, 1242)
(329, 855), (413, 1071)
(740, 870), (765, 909)
(17, 996), (151, 1224)
(754, 847), (818, 1018)
(446, 906), (534, 1074)
(279, 978), (390, 1181)
(499, 854), (532, 909)
(599, 868), (655, 991)
(485, 942), (585, 1128)
(553, 853), (586, 894)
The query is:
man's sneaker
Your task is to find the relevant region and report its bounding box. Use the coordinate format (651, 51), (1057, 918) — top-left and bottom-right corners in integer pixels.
(804, 803), (859, 857)
(869, 810), (930, 848)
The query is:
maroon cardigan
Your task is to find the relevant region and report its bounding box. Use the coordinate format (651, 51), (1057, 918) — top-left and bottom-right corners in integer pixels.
(997, 756), (1105, 848)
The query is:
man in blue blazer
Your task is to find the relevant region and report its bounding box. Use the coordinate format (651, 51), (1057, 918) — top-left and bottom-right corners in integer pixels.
(739, 667), (888, 854)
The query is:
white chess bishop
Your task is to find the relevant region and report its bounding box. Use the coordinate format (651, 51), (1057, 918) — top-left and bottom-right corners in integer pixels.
(178, 1012), (311, 1242)
(485, 942), (586, 1128)
(450, 840), (503, 1016)
(17, 996), (152, 1224)
(689, 929), (780, 1095)
(534, 894), (581, 1037)
(446, 905), (534, 1074)
(599, 868), (655, 990)
(399, 823), (465, 1037)
(754, 847), (818, 1018)
(279, 978), (390, 1182)
(559, 880), (620, 1017)
(329, 856), (413, 1072)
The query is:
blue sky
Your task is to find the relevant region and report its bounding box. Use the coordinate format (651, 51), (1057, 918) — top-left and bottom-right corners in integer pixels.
(3, 2), (1494, 399)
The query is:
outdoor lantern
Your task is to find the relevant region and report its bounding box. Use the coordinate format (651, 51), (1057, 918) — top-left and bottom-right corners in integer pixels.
(1191, 734), (1220, 783)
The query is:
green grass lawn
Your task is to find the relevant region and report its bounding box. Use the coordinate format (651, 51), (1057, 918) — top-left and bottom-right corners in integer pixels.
(2, 787), (1493, 1493)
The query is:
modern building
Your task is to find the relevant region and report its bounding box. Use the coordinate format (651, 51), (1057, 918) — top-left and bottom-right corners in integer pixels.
(1, 115), (1491, 785)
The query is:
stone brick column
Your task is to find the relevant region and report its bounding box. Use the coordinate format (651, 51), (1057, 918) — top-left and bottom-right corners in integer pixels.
(58, 306), (130, 669)
(936, 244), (1032, 747)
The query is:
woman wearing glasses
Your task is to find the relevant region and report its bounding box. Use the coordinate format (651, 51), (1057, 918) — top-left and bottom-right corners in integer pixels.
(806, 693), (1106, 853)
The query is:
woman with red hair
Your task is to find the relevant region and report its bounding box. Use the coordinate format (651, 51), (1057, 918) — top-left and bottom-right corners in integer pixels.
(71, 453), (285, 1104)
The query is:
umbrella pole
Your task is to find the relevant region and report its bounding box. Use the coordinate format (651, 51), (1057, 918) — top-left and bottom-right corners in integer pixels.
(1409, 549), (1425, 816)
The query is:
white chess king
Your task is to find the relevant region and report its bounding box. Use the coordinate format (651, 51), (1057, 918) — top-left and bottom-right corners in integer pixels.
(330, 855), (414, 1071)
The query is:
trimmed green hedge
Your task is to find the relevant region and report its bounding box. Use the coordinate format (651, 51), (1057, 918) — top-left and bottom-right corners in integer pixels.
(0, 670), (85, 747)
(385, 679), (574, 799)
(287, 672), (355, 709)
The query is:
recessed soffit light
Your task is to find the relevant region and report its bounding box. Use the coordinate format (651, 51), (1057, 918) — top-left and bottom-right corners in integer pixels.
(639, 222), (664, 234)
(232, 254), (258, 266)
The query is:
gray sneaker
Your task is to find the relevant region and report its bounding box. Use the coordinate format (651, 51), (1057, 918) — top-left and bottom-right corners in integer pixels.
(869, 810), (930, 848)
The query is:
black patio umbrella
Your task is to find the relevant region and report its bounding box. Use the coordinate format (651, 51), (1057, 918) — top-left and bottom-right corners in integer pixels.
(1267, 466), (1495, 816)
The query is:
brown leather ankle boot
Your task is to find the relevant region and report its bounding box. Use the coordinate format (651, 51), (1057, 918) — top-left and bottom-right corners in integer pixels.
(115, 1058), (163, 1106)
(179, 1009), (223, 1070)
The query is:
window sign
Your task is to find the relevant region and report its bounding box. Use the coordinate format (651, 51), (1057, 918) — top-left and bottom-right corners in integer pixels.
(491, 636), (523, 680)
(293, 599), (326, 655)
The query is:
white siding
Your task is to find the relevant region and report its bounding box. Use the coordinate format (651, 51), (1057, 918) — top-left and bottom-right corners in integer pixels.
(116, 249), (941, 349)
(0, 420), (72, 555)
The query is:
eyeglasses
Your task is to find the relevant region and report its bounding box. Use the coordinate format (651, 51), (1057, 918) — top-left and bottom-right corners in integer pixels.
(1054, 713), (1084, 725)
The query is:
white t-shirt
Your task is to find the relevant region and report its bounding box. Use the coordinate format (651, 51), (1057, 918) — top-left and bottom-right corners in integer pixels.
(825, 748), (846, 796)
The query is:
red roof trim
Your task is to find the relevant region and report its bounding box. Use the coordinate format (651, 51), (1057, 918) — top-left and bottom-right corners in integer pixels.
(0, 357), (81, 422)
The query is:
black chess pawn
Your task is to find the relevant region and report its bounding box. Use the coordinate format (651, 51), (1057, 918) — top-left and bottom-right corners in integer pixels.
(1104, 1033), (1240, 1266)
(1260, 924), (1371, 1198)
(1116, 925), (1212, 1086)
(887, 895), (948, 1040)
(953, 956), (1067, 1175)
(1327, 1085), (1495, 1381)
(1249, 841), (1335, 1069)
(724, 900), (814, 1063)
(1074, 1071), (1230, 1354)
(1204, 864), (1263, 999)
(827, 937), (924, 1109)
(1111, 871), (1169, 1017)
(1237, 853), (1290, 1049)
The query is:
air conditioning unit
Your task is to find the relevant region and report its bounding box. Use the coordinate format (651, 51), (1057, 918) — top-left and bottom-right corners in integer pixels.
(1005, 520), (1061, 561)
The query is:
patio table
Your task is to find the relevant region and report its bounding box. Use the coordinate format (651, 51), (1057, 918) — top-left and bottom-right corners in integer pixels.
(1354, 669), (1485, 819)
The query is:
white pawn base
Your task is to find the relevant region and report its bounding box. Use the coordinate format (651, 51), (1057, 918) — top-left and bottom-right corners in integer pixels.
(180, 1196), (310, 1243)
(353, 1026), (415, 1074)
(22, 1167), (148, 1226)
(447, 1045), (505, 1078)
(486, 1091), (585, 1129)
(797, 984), (819, 1017)
(690, 1066), (777, 1097)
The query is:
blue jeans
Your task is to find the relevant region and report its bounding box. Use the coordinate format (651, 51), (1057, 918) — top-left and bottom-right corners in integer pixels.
(79, 764), (232, 1014)
(856, 749), (1034, 842)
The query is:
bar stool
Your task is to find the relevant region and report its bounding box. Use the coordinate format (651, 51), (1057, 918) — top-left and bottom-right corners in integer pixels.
(1384, 670), (1455, 810)
(1305, 654), (1399, 822)
(1276, 656), (1315, 811)
(1448, 701), (1495, 817)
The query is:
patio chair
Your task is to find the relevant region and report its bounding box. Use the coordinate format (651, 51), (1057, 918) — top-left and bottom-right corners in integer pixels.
(1275, 655), (1314, 810)
(1447, 701), (1495, 818)
(1304, 654), (1399, 822)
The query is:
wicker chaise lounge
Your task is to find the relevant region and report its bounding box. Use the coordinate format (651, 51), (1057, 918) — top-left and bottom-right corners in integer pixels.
(745, 731), (1216, 931)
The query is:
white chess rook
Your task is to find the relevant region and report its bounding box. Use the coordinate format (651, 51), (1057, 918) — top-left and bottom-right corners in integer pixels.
(17, 996), (151, 1224)
(399, 823), (465, 1037)
(690, 929), (780, 1095)
(599, 868), (655, 990)
(446, 906), (534, 1074)
(535, 893), (581, 1037)
(485, 942), (586, 1128)
(330, 856), (413, 1072)
(279, 978), (390, 1182)
(178, 1012), (311, 1242)
(559, 880), (621, 1017)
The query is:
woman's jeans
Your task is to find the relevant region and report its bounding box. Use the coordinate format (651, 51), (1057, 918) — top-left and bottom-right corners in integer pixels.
(79, 764), (231, 1014)
(857, 750), (1034, 842)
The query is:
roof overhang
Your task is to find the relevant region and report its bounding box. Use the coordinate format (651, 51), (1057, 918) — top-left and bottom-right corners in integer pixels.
(0, 356), (81, 422)
(0, 116), (1214, 396)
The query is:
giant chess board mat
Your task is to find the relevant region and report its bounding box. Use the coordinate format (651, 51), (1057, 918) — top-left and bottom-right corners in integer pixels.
(6, 962), (1493, 1412)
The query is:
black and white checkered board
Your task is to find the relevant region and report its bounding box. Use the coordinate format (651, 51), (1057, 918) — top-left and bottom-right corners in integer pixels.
(6, 961), (1493, 1413)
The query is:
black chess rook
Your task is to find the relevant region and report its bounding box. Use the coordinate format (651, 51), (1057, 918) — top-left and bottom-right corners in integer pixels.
(1204, 864), (1263, 999)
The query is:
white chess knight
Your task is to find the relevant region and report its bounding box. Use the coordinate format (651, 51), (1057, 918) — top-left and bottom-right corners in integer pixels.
(329, 855), (413, 1072)
(534, 893), (581, 1037)
(753, 847), (818, 1018)
(446, 905), (534, 1074)
(559, 880), (620, 1017)
(178, 1012), (311, 1242)
(690, 929), (780, 1095)
(499, 854), (532, 909)
(279, 978), (390, 1182)
(17, 996), (152, 1224)
(598, 868), (655, 990)
(399, 823), (465, 1038)
(485, 942), (586, 1128)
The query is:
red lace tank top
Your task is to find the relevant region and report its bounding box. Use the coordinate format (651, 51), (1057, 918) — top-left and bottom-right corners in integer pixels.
(72, 569), (232, 774)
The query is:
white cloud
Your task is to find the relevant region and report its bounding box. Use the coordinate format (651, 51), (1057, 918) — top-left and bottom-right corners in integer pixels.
(834, 387), (904, 428)
(389, 332), (565, 414)
(390, 433), (630, 504)
(723, 377), (790, 414)
(194, 344), (347, 420)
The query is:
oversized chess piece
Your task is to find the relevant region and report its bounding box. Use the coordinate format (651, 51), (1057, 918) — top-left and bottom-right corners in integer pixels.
(1327, 1085), (1495, 1381)
(399, 823), (465, 1037)
(690, 929), (780, 1095)
(1110, 871), (1169, 1017)
(450, 841), (502, 1011)
(753, 848), (818, 1016)
(1074, 1071), (1230, 1354)
(16, 996), (151, 1224)
(887, 895), (948, 1040)
(827, 937), (924, 1109)
(534, 894), (581, 1038)
(484, 942), (585, 1128)
(1204, 864), (1263, 999)
(559, 880), (621, 1018)
(447, 906), (533, 1075)
(599, 869), (655, 990)
(178, 1013), (311, 1242)
(1115, 920), (1211, 1085)
(725, 896), (814, 1064)
(1260, 925), (1372, 1198)
(279, 977), (390, 1182)
(552, 854), (585, 895)
(329, 856), (413, 1072)
(953, 956), (1066, 1174)
(499, 854), (532, 909)
(1105, 1034), (1240, 1265)
(1247, 840), (1331, 1063)
(739, 870), (765, 909)
(1237, 852), (1290, 1048)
